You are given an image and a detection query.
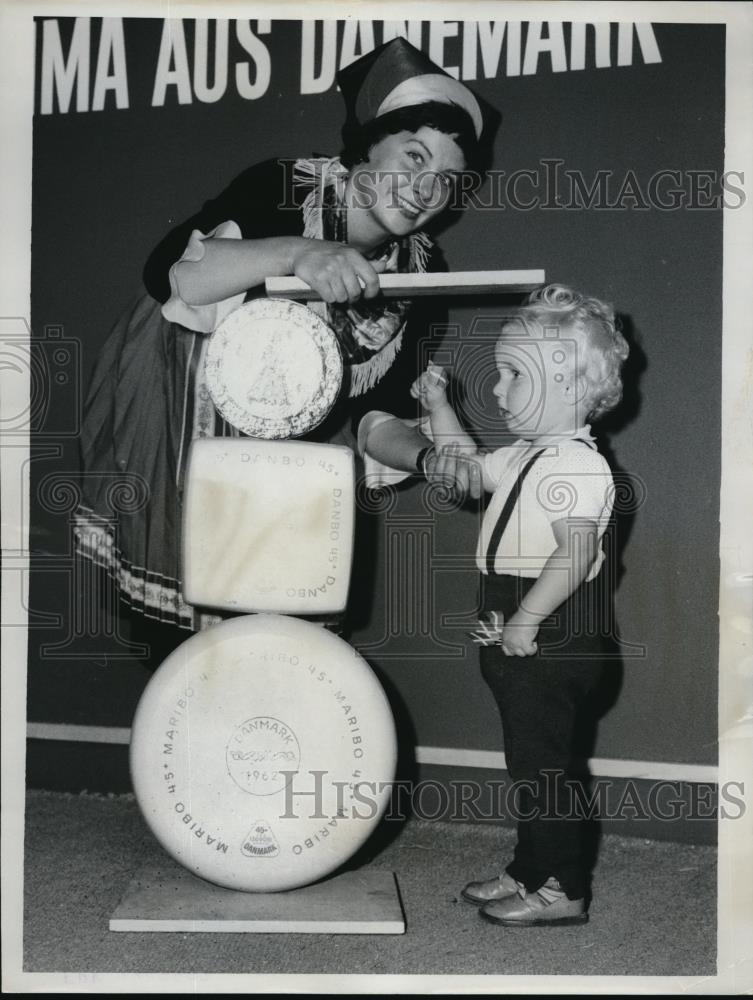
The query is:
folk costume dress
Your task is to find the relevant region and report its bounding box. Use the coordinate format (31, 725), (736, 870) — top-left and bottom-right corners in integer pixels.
(74, 156), (435, 631)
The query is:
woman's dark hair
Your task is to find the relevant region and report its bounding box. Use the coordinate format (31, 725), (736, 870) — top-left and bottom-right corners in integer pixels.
(340, 100), (481, 172)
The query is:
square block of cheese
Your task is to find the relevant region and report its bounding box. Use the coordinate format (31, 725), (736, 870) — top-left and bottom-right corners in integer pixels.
(183, 439), (354, 614)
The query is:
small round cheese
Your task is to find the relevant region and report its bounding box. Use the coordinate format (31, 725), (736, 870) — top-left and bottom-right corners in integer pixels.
(206, 299), (343, 439)
(130, 614), (397, 892)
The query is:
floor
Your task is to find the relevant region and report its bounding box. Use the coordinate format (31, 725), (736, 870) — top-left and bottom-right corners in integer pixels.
(18, 789), (717, 982)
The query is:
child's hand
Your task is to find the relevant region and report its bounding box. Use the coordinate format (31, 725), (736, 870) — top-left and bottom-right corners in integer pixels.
(501, 611), (539, 657)
(410, 362), (449, 412)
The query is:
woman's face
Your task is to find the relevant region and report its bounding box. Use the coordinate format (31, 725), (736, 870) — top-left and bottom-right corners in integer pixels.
(347, 126), (467, 241)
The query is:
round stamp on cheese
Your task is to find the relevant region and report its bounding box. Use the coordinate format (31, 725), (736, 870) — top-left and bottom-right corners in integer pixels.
(130, 614), (398, 893)
(206, 299), (343, 439)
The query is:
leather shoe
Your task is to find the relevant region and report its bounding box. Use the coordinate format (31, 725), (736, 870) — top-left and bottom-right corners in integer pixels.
(461, 871), (521, 905)
(479, 877), (588, 926)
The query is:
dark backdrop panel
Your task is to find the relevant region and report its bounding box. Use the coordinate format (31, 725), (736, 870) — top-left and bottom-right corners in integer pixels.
(27, 19), (722, 776)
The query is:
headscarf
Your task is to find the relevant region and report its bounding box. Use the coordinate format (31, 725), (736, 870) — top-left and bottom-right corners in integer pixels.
(337, 37), (484, 140)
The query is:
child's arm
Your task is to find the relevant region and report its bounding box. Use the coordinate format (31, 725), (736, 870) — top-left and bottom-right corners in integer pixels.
(500, 517), (600, 656)
(410, 364), (477, 455)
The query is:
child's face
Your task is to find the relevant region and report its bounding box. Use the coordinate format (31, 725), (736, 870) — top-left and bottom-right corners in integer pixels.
(493, 321), (584, 439)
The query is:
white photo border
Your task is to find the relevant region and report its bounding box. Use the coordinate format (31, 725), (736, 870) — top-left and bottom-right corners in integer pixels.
(2, 0), (751, 993)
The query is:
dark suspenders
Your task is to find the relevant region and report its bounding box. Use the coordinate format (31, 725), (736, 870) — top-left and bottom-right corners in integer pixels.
(485, 449), (545, 574)
(484, 439), (592, 575)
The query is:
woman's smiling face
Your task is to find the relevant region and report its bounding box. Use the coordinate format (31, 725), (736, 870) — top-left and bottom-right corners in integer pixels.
(346, 126), (466, 241)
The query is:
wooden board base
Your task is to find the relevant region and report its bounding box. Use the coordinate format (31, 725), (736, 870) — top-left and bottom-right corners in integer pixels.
(109, 862), (405, 934)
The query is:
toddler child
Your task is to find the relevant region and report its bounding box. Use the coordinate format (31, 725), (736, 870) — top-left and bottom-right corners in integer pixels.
(361, 283), (629, 926)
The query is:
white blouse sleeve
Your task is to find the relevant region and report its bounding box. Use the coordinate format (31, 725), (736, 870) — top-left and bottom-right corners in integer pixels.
(161, 220), (246, 334)
(357, 411), (433, 489)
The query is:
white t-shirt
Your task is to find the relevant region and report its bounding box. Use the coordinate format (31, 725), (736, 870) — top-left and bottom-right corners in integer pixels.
(477, 428), (614, 580)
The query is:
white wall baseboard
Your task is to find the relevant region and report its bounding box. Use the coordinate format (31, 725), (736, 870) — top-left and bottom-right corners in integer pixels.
(27, 722), (132, 745)
(26, 722), (718, 784)
(415, 745), (718, 784)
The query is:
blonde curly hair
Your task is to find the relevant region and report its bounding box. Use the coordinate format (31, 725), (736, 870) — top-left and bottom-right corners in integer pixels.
(514, 283), (629, 420)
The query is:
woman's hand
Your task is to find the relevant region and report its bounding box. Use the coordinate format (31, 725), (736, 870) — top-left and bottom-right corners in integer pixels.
(291, 240), (391, 304)
(410, 362), (449, 412)
(500, 611), (539, 657)
(425, 443), (483, 499)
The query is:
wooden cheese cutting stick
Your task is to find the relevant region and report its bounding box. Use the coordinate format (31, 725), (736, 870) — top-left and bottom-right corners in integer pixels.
(265, 269), (546, 300)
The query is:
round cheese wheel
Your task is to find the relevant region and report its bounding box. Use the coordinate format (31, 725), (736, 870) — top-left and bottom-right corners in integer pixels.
(205, 299), (343, 439)
(130, 614), (397, 892)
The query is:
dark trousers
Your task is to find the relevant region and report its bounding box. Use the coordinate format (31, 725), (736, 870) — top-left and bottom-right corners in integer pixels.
(479, 573), (612, 900)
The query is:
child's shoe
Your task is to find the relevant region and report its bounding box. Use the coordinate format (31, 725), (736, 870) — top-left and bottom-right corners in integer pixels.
(461, 871), (521, 905)
(479, 876), (588, 926)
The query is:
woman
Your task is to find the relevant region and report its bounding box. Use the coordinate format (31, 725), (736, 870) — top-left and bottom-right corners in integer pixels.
(74, 38), (487, 631)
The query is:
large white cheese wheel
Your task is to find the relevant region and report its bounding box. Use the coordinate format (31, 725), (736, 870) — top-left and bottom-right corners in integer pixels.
(206, 299), (343, 439)
(130, 614), (397, 893)
(182, 438), (354, 615)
